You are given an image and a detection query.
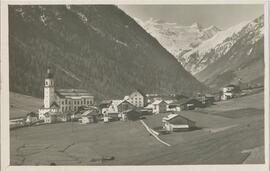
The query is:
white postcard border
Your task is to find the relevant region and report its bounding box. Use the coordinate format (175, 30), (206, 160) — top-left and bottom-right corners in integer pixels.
(1, 0), (269, 171)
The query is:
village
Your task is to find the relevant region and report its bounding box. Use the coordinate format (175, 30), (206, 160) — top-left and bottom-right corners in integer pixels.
(10, 68), (258, 133)
(9, 68), (264, 165)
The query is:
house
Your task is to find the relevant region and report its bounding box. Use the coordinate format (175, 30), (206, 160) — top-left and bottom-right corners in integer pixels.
(71, 112), (82, 121)
(39, 102), (60, 120)
(10, 117), (25, 126)
(102, 100), (135, 122)
(162, 114), (196, 132)
(174, 94), (188, 100)
(138, 108), (152, 115)
(196, 94), (215, 106)
(151, 100), (168, 114)
(80, 110), (98, 124)
(25, 112), (38, 124)
(146, 94), (177, 104)
(44, 112), (57, 124)
(39, 68), (94, 120)
(99, 100), (112, 115)
(55, 89), (94, 113)
(165, 100), (175, 111)
(57, 113), (72, 122)
(120, 109), (141, 121)
(168, 98), (203, 111)
(128, 89), (146, 107)
(221, 84), (241, 100)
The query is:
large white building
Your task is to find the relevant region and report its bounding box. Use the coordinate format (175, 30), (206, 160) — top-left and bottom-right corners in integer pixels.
(127, 89), (146, 108)
(38, 68), (94, 120)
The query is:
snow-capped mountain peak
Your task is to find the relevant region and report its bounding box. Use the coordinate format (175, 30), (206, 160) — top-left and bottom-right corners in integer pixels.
(177, 14), (264, 88)
(190, 22), (203, 30)
(135, 17), (221, 57)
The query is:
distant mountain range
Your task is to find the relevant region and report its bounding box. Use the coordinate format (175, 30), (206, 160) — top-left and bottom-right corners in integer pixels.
(136, 15), (264, 88)
(9, 5), (206, 100)
(135, 18), (221, 57)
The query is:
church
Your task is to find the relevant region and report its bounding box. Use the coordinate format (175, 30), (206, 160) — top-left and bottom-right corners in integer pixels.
(38, 68), (94, 120)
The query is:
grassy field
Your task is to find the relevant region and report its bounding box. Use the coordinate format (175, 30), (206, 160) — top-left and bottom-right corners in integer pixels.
(10, 121), (165, 165)
(10, 92), (265, 165)
(10, 92), (43, 119)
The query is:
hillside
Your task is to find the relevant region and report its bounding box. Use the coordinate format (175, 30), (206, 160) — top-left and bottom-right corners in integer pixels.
(9, 5), (205, 100)
(195, 15), (264, 88)
(10, 92), (43, 119)
(180, 15), (264, 88)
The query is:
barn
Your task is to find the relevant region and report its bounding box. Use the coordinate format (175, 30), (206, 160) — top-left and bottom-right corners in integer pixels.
(163, 114), (196, 132)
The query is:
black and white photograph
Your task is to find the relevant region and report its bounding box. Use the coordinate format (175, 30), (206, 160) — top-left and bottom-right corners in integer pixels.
(1, 0), (269, 170)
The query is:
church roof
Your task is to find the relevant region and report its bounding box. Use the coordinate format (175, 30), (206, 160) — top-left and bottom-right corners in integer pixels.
(46, 68), (54, 79)
(55, 89), (93, 99)
(50, 102), (60, 108)
(46, 73), (54, 79)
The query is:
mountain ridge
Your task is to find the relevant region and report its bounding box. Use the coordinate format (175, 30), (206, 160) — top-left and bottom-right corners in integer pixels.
(9, 5), (206, 100)
(134, 17), (221, 57)
(136, 14), (264, 89)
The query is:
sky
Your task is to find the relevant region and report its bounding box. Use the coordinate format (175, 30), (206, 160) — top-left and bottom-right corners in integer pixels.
(118, 5), (264, 29)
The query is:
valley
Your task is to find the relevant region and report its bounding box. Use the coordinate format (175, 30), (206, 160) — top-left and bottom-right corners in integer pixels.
(10, 91), (264, 165)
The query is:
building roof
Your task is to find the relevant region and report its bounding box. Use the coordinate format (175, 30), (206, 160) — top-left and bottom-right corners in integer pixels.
(163, 114), (178, 121)
(131, 89), (146, 97)
(121, 109), (138, 114)
(225, 84), (238, 88)
(124, 96), (130, 100)
(145, 103), (154, 109)
(82, 110), (98, 117)
(166, 114), (195, 125)
(44, 112), (57, 117)
(99, 101), (112, 108)
(169, 98), (201, 106)
(111, 100), (124, 107)
(26, 112), (37, 117)
(152, 100), (167, 105)
(165, 100), (174, 104)
(55, 89), (93, 99)
(58, 113), (72, 117)
(46, 68), (54, 79)
(50, 102), (60, 108)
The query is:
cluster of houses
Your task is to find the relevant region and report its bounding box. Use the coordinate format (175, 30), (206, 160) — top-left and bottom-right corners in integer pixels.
(10, 68), (244, 132)
(220, 84), (241, 100)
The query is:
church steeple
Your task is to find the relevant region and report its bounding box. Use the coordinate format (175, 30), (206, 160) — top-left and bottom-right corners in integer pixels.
(46, 67), (54, 79)
(44, 67), (55, 108)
